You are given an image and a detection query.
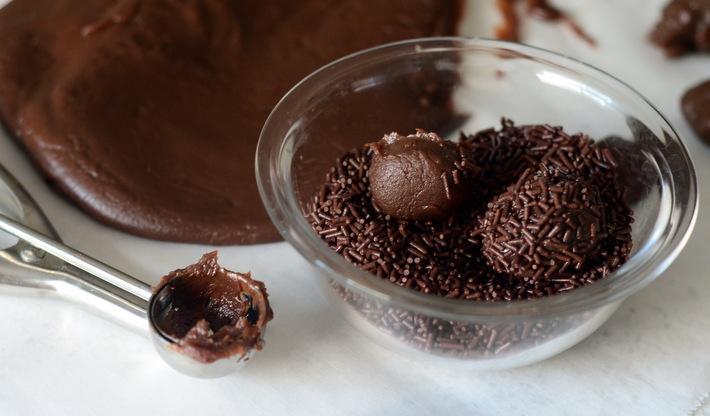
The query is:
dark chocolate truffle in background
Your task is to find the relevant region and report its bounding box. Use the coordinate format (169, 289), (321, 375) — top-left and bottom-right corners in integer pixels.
(367, 130), (479, 221)
(649, 0), (710, 57)
(682, 79), (710, 143)
(480, 167), (607, 280)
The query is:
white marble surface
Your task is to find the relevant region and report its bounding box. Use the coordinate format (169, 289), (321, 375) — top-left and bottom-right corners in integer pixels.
(1, 0), (710, 414)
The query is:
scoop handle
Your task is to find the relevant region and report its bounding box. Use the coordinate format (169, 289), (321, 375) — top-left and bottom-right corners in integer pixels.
(0, 212), (151, 332)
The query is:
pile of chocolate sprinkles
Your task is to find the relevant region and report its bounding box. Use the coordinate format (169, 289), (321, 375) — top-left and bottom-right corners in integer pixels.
(307, 118), (634, 358)
(332, 284), (589, 359)
(309, 119), (633, 300)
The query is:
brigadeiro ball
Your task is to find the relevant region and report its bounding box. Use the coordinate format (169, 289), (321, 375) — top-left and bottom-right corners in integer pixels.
(366, 130), (480, 221)
(649, 0), (710, 57)
(682, 79), (710, 144)
(480, 166), (607, 280)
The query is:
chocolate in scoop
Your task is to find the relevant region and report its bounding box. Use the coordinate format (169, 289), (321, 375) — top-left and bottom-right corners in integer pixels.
(367, 130), (479, 221)
(152, 251), (273, 364)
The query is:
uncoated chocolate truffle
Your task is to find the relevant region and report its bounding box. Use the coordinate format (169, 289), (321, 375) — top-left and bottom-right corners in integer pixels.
(682, 79), (710, 144)
(480, 167), (607, 280)
(367, 130), (479, 221)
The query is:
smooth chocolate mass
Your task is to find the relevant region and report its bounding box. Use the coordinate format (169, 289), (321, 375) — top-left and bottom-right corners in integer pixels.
(0, 0), (462, 244)
(367, 131), (478, 221)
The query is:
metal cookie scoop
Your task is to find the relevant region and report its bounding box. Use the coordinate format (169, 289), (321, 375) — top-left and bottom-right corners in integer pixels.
(0, 164), (262, 378)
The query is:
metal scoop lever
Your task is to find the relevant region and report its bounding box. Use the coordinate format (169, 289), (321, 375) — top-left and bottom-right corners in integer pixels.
(0, 161), (150, 331)
(0, 165), (253, 377)
(0, 211), (151, 330)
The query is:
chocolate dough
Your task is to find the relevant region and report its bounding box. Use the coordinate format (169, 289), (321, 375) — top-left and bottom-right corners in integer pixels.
(367, 131), (478, 221)
(152, 251), (273, 364)
(0, 0), (462, 244)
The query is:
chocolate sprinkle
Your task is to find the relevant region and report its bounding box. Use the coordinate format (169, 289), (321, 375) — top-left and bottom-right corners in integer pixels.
(307, 119), (634, 358)
(480, 166), (611, 289)
(330, 283), (591, 359)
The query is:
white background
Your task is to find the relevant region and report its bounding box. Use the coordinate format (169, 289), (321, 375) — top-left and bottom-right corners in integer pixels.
(2, 0), (710, 414)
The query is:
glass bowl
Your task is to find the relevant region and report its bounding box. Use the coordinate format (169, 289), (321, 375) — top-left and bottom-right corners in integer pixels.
(255, 37), (698, 370)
